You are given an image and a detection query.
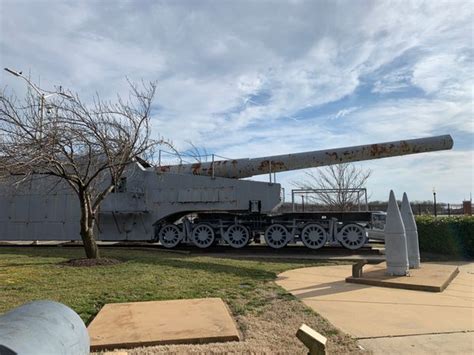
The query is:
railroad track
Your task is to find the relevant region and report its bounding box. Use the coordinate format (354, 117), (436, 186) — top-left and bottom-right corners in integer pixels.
(166, 244), (382, 255)
(0, 241), (384, 259)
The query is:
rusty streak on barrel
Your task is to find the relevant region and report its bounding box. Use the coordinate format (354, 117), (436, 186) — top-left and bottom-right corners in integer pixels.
(158, 135), (453, 179)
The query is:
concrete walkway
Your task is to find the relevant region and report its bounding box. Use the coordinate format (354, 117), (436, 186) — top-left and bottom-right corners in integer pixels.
(358, 332), (473, 354)
(276, 262), (473, 354)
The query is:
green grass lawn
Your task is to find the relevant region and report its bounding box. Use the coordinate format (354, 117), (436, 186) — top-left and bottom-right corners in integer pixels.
(0, 247), (335, 323)
(0, 247), (364, 353)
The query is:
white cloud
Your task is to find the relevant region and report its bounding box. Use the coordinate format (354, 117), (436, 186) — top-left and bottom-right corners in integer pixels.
(345, 98), (472, 139)
(277, 150), (473, 204)
(334, 106), (360, 119)
(412, 54), (472, 99)
(0, 0), (472, 201)
(372, 67), (412, 94)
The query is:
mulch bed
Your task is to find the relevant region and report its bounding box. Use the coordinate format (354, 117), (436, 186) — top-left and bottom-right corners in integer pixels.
(59, 258), (122, 267)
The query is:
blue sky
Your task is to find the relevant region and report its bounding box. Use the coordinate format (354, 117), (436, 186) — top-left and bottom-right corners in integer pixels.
(0, 0), (472, 203)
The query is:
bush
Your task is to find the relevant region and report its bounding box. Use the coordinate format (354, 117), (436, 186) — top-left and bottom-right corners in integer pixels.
(416, 216), (474, 258)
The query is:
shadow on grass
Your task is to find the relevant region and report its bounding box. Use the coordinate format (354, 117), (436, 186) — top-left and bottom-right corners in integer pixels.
(0, 262), (57, 268)
(0, 246), (335, 277)
(133, 257), (277, 279)
(0, 246), (280, 280)
(0, 246), (84, 259)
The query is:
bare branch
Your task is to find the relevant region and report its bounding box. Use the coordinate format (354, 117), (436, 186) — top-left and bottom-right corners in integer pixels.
(293, 163), (371, 211)
(0, 80), (166, 258)
(185, 141), (209, 163)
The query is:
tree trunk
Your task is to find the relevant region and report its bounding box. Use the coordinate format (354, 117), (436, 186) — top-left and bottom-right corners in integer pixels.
(80, 223), (100, 259)
(79, 191), (100, 259)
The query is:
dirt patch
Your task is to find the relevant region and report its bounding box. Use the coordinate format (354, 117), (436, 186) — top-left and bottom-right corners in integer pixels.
(93, 287), (366, 354)
(59, 258), (122, 267)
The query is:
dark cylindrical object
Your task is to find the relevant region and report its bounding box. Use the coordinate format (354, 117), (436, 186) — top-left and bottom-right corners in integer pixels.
(0, 300), (89, 355)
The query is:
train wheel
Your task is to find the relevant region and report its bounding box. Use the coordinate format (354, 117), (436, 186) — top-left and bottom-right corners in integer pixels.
(225, 224), (250, 248)
(337, 223), (367, 250)
(301, 223), (327, 250)
(158, 224), (183, 248)
(191, 223), (215, 248)
(264, 224), (289, 249)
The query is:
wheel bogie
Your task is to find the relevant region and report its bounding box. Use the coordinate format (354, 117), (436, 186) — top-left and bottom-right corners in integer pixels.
(157, 214), (369, 250)
(264, 223), (290, 249)
(337, 223), (367, 250)
(191, 223), (216, 248)
(225, 224), (250, 248)
(300, 223), (328, 249)
(158, 224), (183, 248)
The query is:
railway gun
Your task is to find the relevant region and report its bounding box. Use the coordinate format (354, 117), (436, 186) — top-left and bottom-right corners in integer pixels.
(0, 135), (453, 250)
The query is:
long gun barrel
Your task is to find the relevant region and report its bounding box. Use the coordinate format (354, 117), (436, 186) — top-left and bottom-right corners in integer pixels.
(158, 134), (453, 179)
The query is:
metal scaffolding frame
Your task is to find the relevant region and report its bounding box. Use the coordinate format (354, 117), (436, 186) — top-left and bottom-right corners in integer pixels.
(291, 188), (368, 212)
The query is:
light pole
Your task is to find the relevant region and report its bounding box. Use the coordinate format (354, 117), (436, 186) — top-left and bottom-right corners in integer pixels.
(433, 187), (437, 217)
(4, 68), (73, 139)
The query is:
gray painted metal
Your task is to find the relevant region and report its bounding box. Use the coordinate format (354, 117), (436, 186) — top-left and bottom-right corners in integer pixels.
(159, 135), (453, 179)
(0, 300), (89, 355)
(0, 164), (281, 241)
(0, 134), (454, 242)
(401, 192), (421, 269)
(0, 175), (80, 241)
(384, 190), (409, 276)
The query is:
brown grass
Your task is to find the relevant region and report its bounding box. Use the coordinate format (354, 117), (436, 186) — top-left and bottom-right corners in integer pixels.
(96, 286), (365, 355)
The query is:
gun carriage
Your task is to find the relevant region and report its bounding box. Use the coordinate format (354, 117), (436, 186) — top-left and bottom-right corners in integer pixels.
(0, 135), (453, 250)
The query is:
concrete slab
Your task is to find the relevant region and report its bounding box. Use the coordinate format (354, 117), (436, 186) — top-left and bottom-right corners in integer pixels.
(276, 262), (474, 338)
(358, 332), (474, 354)
(346, 262), (459, 292)
(88, 298), (240, 351)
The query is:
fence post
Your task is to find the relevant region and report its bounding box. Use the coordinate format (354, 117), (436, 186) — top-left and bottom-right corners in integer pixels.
(211, 154), (215, 179)
(269, 160), (272, 183)
(364, 188), (368, 211)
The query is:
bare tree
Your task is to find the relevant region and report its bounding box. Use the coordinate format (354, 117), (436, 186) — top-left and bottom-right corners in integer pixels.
(0, 80), (170, 259)
(295, 164), (371, 212)
(185, 141), (209, 163)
